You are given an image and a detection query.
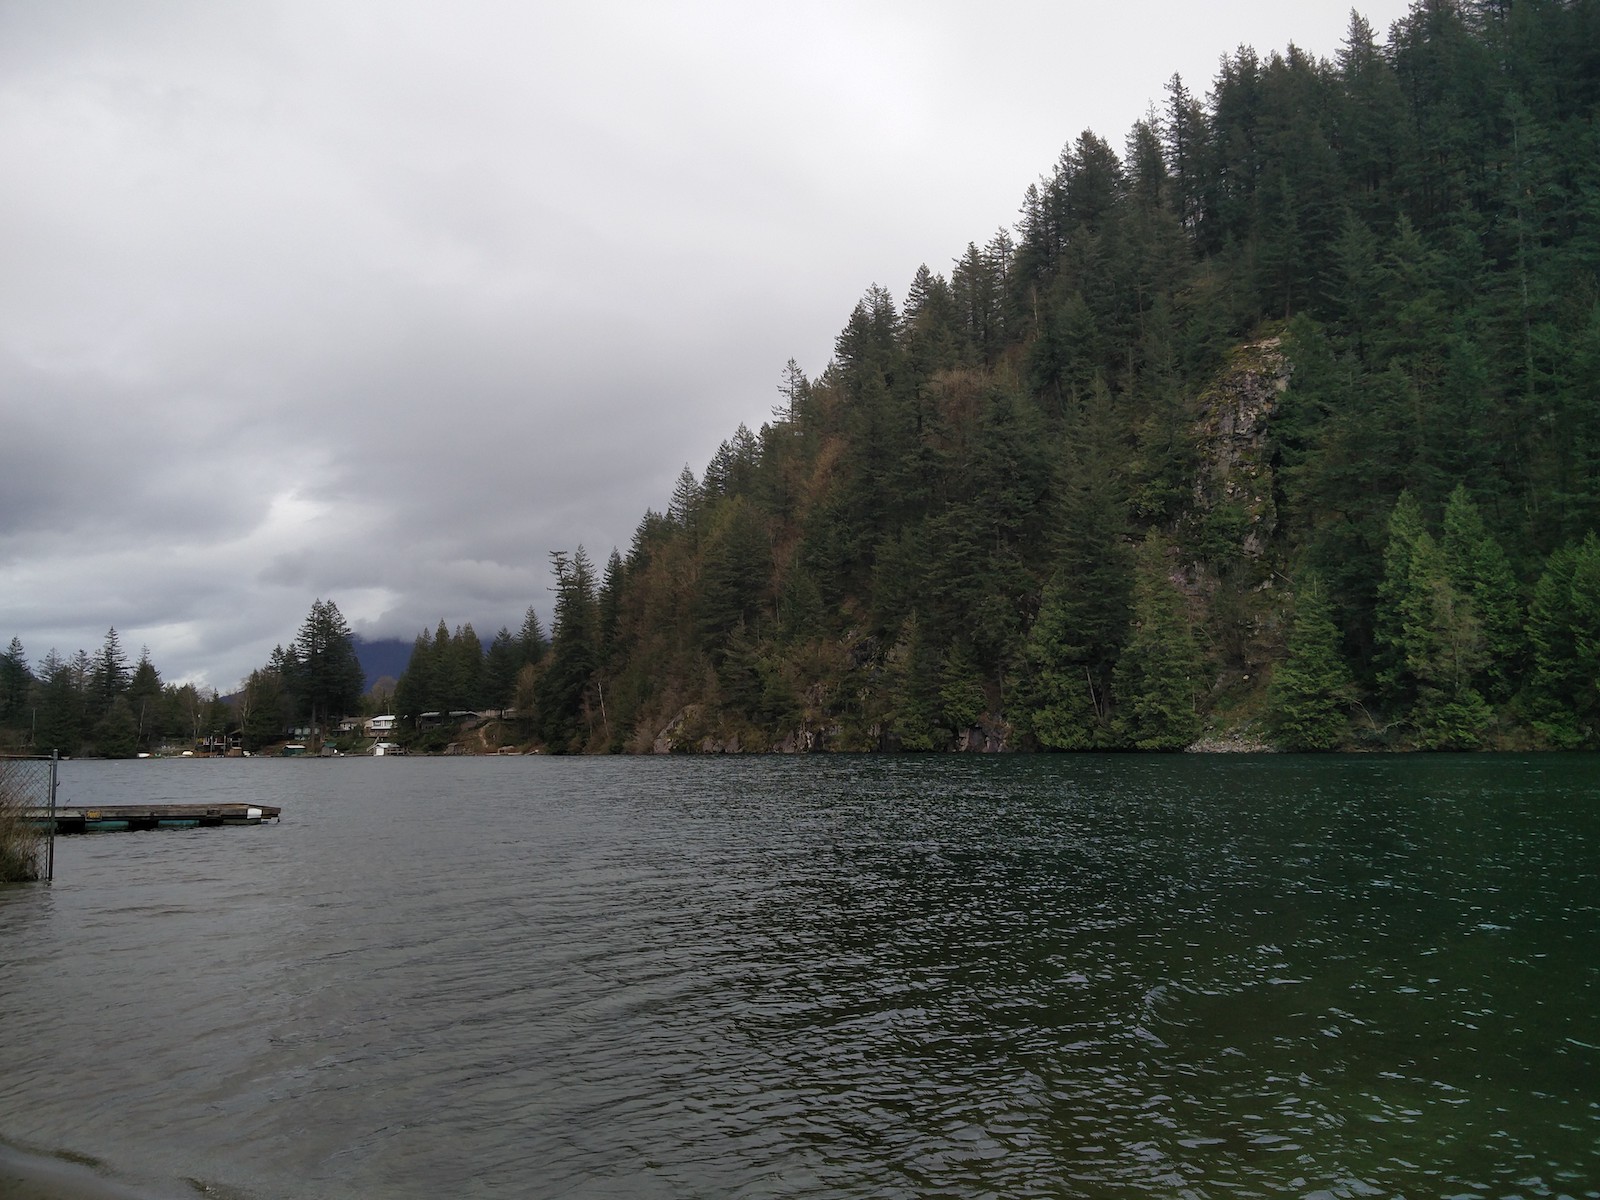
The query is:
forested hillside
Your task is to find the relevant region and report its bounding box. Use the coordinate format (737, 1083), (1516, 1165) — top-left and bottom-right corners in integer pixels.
(399, 0), (1600, 753)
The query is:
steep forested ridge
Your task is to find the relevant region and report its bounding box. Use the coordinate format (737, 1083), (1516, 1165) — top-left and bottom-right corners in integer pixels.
(403, 0), (1600, 753)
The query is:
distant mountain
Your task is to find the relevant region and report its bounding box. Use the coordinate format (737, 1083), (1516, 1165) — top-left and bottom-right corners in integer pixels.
(353, 636), (412, 693)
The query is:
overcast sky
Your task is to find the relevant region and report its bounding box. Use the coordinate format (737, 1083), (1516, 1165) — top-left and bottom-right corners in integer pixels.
(1, 0), (1416, 691)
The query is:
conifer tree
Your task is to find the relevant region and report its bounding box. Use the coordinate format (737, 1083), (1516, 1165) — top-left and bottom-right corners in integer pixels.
(393, 631), (434, 725)
(517, 607), (546, 668)
(483, 627), (519, 710)
(1112, 538), (1203, 751)
(1398, 534), (1493, 749)
(1439, 484), (1522, 699)
(1267, 577), (1354, 750)
(937, 642), (988, 737)
(537, 548), (599, 752)
(127, 647), (161, 752)
(33, 649), (83, 754)
(1022, 578), (1114, 751)
(1374, 491), (1430, 709)
(0, 637), (30, 729)
(89, 627), (129, 722)
(294, 599), (364, 743)
(455, 624), (485, 709)
(1524, 535), (1600, 747)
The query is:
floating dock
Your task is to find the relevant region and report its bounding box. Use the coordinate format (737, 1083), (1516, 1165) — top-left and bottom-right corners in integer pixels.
(25, 803), (282, 833)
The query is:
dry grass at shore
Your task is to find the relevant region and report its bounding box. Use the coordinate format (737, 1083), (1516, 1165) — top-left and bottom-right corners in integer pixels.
(0, 768), (43, 883)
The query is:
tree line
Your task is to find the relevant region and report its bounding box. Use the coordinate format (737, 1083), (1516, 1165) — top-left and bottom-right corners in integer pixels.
(1, 599), (368, 756)
(0, 628), (227, 757)
(18, 2), (1599, 757)
(431, 0), (1600, 754)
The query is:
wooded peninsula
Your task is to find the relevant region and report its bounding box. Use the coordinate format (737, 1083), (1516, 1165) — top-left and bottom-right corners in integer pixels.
(5, 2), (1599, 757)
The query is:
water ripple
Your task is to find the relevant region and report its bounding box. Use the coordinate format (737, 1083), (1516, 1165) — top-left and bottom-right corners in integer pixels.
(1, 754), (1597, 1199)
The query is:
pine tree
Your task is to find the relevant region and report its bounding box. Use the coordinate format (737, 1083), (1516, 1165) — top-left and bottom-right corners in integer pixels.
(1374, 491), (1430, 709)
(127, 647), (161, 752)
(1399, 534), (1494, 749)
(537, 548), (599, 752)
(483, 628), (519, 710)
(394, 631), (434, 726)
(1112, 538), (1203, 751)
(0, 637), (30, 730)
(1439, 484), (1522, 699)
(1524, 534), (1600, 747)
(1022, 577), (1114, 750)
(93, 696), (139, 758)
(294, 599), (364, 745)
(89, 627), (129, 722)
(937, 642), (988, 737)
(1267, 577), (1355, 750)
(456, 624), (485, 709)
(517, 607), (546, 668)
(240, 668), (288, 750)
(33, 649), (83, 754)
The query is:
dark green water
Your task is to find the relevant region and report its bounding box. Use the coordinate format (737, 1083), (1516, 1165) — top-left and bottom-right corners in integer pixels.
(1, 754), (1595, 1198)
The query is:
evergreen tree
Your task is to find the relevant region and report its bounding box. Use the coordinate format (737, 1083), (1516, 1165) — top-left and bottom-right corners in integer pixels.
(1112, 538), (1203, 751)
(1439, 484), (1522, 699)
(240, 667), (289, 750)
(1524, 535), (1600, 747)
(455, 623), (485, 710)
(1022, 577), (1115, 750)
(1266, 576), (1354, 750)
(698, 498), (771, 654)
(430, 621), (458, 709)
(483, 627), (520, 710)
(1020, 384), (1134, 748)
(293, 599), (364, 743)
(1402, 534), (1494, 749)
(536, 548), (599, 752)
(127, 647), (162, 752)
(393, 631), (435, 726)
(937, 642), (988, 735)
(0, 637), (30, 731)
(92, 696), (139, 758)
(1374, 491), (1431, 709)
(517, 606), (547, 668)
(32, 649), (84, 754)
(597, 549), (626, 667)
(89, 627), (129, 722)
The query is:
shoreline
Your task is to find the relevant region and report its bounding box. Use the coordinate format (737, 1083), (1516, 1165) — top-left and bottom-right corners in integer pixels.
(0, 1141), (192, 1200)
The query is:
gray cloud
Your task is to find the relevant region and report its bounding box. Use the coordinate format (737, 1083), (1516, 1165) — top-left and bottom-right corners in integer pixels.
(1, 0), (1414, 689)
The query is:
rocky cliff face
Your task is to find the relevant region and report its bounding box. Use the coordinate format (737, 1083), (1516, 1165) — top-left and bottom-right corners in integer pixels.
(1190, 335), (1288, 567)
(1185, 334), (1293, 728)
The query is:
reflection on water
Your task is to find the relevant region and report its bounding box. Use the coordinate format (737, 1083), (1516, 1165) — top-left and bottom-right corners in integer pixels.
(1, 755), (1597, 1199)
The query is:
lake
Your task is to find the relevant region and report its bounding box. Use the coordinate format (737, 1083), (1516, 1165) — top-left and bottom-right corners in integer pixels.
(1, 754), (1596, 1199)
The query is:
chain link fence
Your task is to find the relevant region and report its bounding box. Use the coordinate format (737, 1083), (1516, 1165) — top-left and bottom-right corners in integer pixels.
(0, 753), (56, 882)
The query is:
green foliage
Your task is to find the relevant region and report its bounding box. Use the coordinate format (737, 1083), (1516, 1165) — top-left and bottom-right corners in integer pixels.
(1267, 577), (1354, 751)
(1022, 577), (1117, 751)
(92, 696), (139, 759)
(16, 2), (1600, 756)
(1439, 484), (1522, 700)
(937, 644), (987, 733)
(1112, 538), (1203, 751)
(1372, 491), (1511, 748)
(1524, 535), (1600, 747)
(537, 547), (600, 752)
(294, 599), (364, 740)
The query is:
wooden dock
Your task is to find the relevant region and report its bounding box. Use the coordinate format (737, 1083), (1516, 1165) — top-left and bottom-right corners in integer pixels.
(24, 803), (282, 833)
